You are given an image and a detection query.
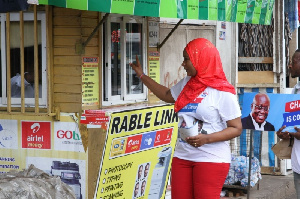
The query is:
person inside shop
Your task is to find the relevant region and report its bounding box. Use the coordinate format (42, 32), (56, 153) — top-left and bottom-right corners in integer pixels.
(241, 93), (275, 131)
(11, 70), (35, 98)
(277, 49), (300, 198)
(130, 38), (242, 199)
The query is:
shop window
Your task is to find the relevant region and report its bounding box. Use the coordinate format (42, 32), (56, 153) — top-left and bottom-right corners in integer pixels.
(103, 16), (147, 106)
(0, 12), (47, 107)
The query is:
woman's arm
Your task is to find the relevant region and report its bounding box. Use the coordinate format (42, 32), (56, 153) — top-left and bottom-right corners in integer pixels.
(186, 117), (242, 147)
(130, 55), (175, 103)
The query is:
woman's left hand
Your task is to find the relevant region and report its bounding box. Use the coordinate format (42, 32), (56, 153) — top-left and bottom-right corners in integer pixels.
(186, 134), (208, 147)
(186, 117), (242, 147)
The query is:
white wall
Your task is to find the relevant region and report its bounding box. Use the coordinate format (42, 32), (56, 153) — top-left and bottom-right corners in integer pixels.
(159, 18), (237, 85)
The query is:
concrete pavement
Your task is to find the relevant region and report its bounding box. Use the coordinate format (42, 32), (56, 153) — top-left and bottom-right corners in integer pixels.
(164, 173), (296, 199)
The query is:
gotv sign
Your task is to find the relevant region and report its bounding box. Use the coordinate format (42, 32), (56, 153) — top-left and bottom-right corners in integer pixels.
(54, 122), (83, 152)
(22, 121), (51, 149)
(56, 130), (81, 140)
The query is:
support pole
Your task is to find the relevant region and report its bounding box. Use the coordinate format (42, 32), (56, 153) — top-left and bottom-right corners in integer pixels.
(157, 19), (184, 50)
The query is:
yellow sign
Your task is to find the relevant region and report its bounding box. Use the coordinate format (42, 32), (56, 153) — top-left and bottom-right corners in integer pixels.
(82, 57), (99, 106)
(94, 105), (178, 199)
(149, 51), (160, 83)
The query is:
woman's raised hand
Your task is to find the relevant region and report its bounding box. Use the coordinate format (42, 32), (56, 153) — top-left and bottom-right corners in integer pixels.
(129, 55), (143, 77)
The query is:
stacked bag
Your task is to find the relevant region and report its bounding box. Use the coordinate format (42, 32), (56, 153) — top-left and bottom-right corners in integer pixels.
(225, 155), (262, 187)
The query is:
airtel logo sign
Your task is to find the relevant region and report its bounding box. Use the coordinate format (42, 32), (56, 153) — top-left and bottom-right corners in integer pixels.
(56, 130), (81, 140)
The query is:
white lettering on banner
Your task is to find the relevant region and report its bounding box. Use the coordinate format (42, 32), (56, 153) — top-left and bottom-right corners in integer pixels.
(290, 101), (300, 109)
(27, 135), (43, 142)
(286, 114), (300, 123)
(127, 139), (139, 146)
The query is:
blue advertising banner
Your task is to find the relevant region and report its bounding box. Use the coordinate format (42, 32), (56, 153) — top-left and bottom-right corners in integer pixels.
(241, 92), (300, 132)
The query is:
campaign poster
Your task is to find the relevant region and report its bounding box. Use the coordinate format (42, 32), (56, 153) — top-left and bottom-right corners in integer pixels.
(241, 92), (300, 132)
(94, 104), (178, 199)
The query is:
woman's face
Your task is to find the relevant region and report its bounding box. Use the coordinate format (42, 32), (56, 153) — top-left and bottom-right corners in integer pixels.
(182, 49), (197, 77)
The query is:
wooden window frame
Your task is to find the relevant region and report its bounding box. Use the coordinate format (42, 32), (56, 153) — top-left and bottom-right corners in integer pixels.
(0, 10), (47, 113)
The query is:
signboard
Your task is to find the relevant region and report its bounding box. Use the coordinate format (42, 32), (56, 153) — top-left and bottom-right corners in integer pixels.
(38, 0), (275, 25)
(241, 92), (300, 132)
(149, 51), (160, 84)
(149, 21), (159, 47)
(0, 116), (88, 199)
(82, 57), (99, 106)
(94, 104), (178, 199)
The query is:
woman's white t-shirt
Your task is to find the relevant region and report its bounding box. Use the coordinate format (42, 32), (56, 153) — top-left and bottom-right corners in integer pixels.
(170, 76), (241, 163)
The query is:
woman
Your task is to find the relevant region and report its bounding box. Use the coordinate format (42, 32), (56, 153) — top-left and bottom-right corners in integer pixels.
(130, 38), (242, 199)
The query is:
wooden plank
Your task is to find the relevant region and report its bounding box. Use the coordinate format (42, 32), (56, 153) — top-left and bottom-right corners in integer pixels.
(34, 5), (39, 113)
(54, 27), (82, 36)
(55, 102), (82, 112)
(6, 13), (11, 113)
(237, 83), (280, 88)
(54, 75), (82, 84)
(261, 166), (280, 175)
(81, 11), (99, 18)
(238, 57), (273, 64)
(54, 66), (82, 76)
(20, 11), (25, 113)
(53, 7), (82, 16)
(54, 56), (82, 65)
(88, 128), (106, 199)
(98, 12), (102, 109)
(81, 18), (99, 27)
(53, 27), (98, 37)
(53, 36), (82, 46)
(53, 47), (77, 56)
(54, 93), (81, 103)
(53, 16), (81, 26)
(46, 5), (53, 115)
(238, 71), (274, 84)
(54, 84), (82, 93)
(54, 37), (98, 47)
(0, 107), (48, 114)
(81, 37), (98, 47)
(53, 16), (98, 27)
(54, 46), (99, 56)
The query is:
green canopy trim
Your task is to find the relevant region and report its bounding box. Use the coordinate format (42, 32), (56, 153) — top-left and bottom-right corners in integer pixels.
(39, 0), (275, 25)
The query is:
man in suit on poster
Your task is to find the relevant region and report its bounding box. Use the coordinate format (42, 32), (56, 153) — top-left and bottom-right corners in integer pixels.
(241, 93), (275, 131)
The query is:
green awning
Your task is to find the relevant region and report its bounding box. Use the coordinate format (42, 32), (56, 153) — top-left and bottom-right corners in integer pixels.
(38, 0), (275, 25)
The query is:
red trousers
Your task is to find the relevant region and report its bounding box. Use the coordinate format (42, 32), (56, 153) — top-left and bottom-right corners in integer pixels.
(171, 157), (230, 199)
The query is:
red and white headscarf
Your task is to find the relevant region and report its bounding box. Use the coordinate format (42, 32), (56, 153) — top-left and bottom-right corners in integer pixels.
(174, 38), (236, 112)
